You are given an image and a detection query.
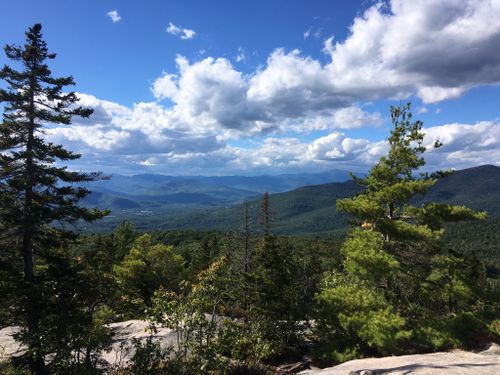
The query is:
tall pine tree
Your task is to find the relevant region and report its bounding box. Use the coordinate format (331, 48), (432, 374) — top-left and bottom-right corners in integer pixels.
(336, 103), (484, 277)
(0, 24), (106, 374)
(315, 103), (487, 361)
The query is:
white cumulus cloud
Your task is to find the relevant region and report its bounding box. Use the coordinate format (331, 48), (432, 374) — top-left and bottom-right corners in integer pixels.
(324, 0), (500, 103)
(147, 1), (500, 139)
(48, 1), (500, 174)
(46, 91), (500, 174)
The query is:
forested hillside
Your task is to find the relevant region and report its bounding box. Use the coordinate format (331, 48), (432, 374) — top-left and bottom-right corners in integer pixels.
(81, 170), (355, 210)
(423, 165), (500, 215)
(86, 164), (500, 234)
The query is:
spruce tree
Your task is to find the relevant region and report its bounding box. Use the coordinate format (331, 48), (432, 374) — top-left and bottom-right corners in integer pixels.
(0, 24), (106, 374)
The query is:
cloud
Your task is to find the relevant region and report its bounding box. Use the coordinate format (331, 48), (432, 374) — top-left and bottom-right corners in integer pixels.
(46, 92), (500, 174)
(106, 10), (121, 23)
(422, 122), (500, 169)
(151, 74), (178, 101)
(146, 1), (500, 139)
(47, 1), (500, 174)
(323, 0), (500, 103)
(180, 29), (196, 40)
(235, 47), (245, 63)
(330, 106), (382, 129)
(234, 122), (500, 173)
(152, 55), (267, 136)
(247, 49), (346, 117)
(174, 1), (495, 113)
(50, 94), (225, 158)
(303, 27), (312, 39)
(72, 93), (129, 125)
(149, 53), (384, 136)
(313, 29), (322, 39)
(322, 36), (335, 55)
(249, 1), (500, 113)
(166, 22), (196, 40)
(304, 26), (323, 40)
(277, 106), (382, 133)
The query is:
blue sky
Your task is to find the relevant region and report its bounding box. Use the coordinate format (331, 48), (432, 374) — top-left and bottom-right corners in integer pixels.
(1, 0), (500, 175)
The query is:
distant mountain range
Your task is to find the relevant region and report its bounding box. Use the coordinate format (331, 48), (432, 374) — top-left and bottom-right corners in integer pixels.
(82, 165), (500, 234)
(83, 169), (356, 210)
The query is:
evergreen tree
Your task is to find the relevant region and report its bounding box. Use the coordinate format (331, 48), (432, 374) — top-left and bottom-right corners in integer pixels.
(243, 200), (252, 275)
(315, 103), (487, 361)
(257, 192), (273, 236)
(0, 24), (107, 374)
(336, 103), (484, 284)
(252, 194), (306, 353)
(112, 220), (139, 262)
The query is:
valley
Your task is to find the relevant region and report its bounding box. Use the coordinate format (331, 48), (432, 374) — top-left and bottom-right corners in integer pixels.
(83, 165), (500, 235)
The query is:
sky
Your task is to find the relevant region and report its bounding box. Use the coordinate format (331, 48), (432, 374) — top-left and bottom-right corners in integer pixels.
(1, 0), (500, 176)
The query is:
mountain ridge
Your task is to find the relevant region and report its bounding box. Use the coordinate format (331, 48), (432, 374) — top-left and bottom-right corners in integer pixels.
(82, 164), (500, 233)
(83, 169), (357, 210)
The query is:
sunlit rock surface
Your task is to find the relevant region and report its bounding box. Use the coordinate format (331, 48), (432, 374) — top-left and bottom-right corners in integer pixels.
(2, 321), (499, 373)
(301, 344), (500, 375)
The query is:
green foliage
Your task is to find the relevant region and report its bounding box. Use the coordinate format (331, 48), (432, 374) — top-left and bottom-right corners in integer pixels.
(0, 23), (108, 260)
(150, 234), (314, 374)
(336, 104), (450, 245)
(315, 103), (489, 363)
(5, 247), (113, 374)
(411, 311), (499, 352)
(1, 345), (30, 375)
(113, 221), (139, 262)
(411, 322), (458, 351)
(315, 272), (410, 359)
(254, 236), (295, 318)
(446, 312), (496, 349)
(422, 255), (477, 313)
(341, 229), (399, 283)
(0, 24), (108, 374)
(150, 257), (232, 375)
(127, 336), (169, 375)
(444, 217), (500, 265)
(114, 234), (184, 315)
(216, 320), (274, 363)
(0, 362), (30, 375)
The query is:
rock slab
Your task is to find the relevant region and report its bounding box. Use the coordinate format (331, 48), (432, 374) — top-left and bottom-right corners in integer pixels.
(2, 322), (499, 373)
(0, 320), (179, 367)
(300, 344), (500, 375)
